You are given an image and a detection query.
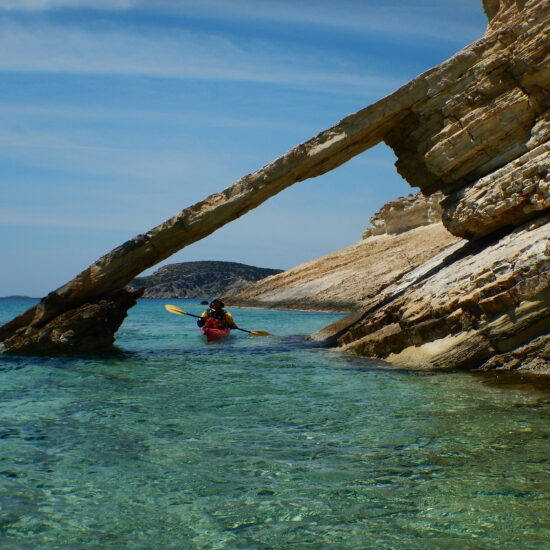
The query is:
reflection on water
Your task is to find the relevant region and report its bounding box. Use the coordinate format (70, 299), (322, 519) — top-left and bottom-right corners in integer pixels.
(0, 299), (549, 548)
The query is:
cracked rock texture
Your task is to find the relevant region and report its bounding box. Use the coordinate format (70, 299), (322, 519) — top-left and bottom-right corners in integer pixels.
(0, 288), (142, 355)
(312, 215), (550, 371)
(362, 192), (444, 238)
(231, 0), (550, 375)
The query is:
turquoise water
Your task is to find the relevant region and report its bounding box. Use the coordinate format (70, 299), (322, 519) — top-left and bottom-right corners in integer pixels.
(1, 298), (550, 549)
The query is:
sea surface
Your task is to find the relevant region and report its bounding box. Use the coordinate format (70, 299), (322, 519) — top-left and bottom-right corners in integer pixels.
(1, 297), (550, 549)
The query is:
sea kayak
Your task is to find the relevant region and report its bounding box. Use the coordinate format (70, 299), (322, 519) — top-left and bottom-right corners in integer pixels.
(200, 327), (231, 342)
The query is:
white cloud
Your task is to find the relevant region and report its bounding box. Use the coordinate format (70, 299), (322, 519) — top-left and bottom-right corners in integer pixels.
(0, 20), (402, 95)
(0, 206), (134, 230)
(0, 104), (310, 133)
(0, 0), (486, 43)
(0, 0), (133, 10)
(0, 126), (223, 191)
(170, 0), (486, 43)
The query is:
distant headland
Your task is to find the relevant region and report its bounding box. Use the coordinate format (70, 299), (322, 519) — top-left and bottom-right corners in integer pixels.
(128, 261), (282, 299)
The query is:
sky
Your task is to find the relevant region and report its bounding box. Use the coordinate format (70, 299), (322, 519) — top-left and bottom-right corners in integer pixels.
(0, 0), (488, 297)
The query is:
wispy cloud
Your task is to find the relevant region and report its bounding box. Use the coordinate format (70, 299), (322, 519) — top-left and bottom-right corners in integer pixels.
(0, 126), (224, 189)
(0, 0), (486, 43)
(0, 19), (403, 95)
(0, 206), (136, 230)
(0, 104), (311, 133)
(0, 0), (133, 10)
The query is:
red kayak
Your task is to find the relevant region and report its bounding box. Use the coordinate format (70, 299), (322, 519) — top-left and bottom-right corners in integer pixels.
(200, 327), (231, 342)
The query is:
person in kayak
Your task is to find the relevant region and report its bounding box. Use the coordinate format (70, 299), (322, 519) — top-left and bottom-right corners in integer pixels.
(197, 299), (237, 330)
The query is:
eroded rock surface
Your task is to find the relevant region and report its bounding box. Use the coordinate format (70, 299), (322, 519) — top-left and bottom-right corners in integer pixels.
(226, 203), (459, 311)
(314, 216), (550, 370)
(362, 192), (444, 238)
(0, 288), (142, 355)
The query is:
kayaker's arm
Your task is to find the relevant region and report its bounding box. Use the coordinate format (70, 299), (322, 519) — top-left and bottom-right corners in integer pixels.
(225, 312), (238, 329)
(197, 311), (208, 328)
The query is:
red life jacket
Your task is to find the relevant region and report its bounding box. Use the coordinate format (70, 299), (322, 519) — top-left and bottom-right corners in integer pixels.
(205, 316), (221, 329)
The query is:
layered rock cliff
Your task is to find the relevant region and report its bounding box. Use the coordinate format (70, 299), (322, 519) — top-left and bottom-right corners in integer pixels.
(1, 0), (549, 372)
(313, 215), (550, 370)
(311, 0), (550, 373)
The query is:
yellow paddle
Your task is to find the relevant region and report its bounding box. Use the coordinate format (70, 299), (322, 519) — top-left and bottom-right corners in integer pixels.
(165, 304), (270, 336)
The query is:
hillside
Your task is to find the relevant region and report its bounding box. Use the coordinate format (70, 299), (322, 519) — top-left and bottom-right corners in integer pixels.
(128, 261), (282, 299)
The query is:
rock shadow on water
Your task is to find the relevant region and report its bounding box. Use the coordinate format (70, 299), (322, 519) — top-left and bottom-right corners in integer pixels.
(472, 370), (550, 398)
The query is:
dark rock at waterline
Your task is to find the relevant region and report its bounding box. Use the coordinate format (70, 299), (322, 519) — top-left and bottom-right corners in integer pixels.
(0, 288), (143, 355)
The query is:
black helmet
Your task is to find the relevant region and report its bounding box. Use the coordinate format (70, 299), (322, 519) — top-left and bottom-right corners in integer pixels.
(210, 299), (224, 308)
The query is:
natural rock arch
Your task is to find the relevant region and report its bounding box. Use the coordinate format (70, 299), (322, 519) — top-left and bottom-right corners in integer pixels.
(1, 0), (548, 355)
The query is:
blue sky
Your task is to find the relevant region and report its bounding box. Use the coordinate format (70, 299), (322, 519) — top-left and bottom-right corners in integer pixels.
(0, 0), (487, 297)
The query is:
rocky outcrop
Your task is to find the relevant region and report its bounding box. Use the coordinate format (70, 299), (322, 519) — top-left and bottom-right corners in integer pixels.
(362, 192), (443, 239)
(1, 0), (549, 367)
(231, 0), (550, 375)
(129, 261), (282, 299)
(0, 55), (425, 354)
(386, 0), (550, 238)
(386, 0), (549, 201)
(441, 143), (550, 238)
(0, 288), (142, 355)
(313, 214), (550, 369)
(310, 0), (550, 373)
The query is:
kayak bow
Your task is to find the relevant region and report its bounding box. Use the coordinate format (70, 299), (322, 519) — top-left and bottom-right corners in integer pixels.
(200, 326), (231, 342)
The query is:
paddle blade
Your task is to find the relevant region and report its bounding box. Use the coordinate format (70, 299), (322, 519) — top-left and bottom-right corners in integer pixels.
(250, 330), (270, 336)
(165, 304), (186, 315)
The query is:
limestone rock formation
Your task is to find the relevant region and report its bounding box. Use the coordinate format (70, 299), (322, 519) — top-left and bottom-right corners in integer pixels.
(1, 0), (549, 371)
(129, 261), (282, 299)
(311, 0), (550, 373)
(362, 192), (444, 239)
(0, 288), (142, 355)
(313, 213), (550, 369)
(232, 0), (550, 374)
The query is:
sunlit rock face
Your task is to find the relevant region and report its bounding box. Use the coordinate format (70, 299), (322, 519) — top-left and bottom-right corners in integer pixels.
(230, 1), (550, 374)
(362, 192), (444, 238)
(384, 0), (550, 239)
(225, 222), (461, 312)
(316, 216), (550, 371)
(311, 0), (550, 373)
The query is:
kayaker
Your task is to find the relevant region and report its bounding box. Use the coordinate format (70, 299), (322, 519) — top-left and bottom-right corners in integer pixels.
(197, 299), (237, 330)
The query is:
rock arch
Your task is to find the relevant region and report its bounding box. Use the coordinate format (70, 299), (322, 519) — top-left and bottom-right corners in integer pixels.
(1, 0), (548, 354)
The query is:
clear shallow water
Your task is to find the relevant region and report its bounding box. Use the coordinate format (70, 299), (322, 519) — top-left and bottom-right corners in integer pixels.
(1, 298), (550, 549)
